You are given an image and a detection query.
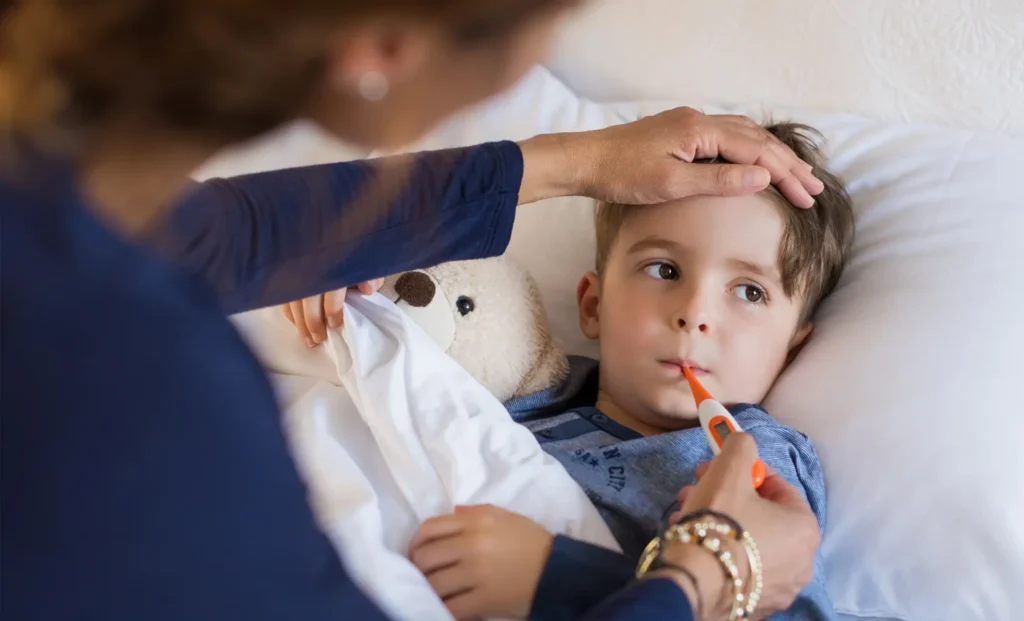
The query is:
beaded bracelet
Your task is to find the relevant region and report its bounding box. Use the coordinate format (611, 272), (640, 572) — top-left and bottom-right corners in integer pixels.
(636, 512), (763, 620)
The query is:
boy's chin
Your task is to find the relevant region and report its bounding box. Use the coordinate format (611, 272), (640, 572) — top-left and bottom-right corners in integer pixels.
(644, 399), (701, 429)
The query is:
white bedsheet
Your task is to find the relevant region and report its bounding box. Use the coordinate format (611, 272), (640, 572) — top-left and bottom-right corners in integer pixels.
(262, 294), (619, 621)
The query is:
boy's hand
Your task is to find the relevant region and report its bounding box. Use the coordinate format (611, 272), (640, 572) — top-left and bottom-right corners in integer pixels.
(281, 279), (384, 348)
(409, 504), (554, 620)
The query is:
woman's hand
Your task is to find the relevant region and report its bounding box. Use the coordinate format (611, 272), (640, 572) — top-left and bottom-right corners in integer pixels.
(281, 279), (384, 347)
(518, 107), (825, 209)
(660, 434), (821, 620)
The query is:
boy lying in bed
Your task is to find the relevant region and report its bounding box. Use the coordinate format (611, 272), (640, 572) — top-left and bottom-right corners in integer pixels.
(407, 122), (854, 620)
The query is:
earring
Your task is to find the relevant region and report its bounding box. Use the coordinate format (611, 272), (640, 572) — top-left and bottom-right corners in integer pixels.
(358, 70), (389, 102)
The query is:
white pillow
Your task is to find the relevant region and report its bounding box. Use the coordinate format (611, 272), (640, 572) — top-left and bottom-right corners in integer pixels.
(391, 68), (1024, 620)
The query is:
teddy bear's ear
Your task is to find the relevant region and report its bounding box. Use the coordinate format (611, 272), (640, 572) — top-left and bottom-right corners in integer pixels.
(513, 335), (570, 398)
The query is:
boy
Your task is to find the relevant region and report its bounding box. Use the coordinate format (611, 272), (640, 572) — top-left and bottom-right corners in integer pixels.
(408, 122), (855, 620)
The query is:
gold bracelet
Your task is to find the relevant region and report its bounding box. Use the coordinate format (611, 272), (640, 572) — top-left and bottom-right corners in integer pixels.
(738, 530), (763, 617)
(636, 516), (763, 620)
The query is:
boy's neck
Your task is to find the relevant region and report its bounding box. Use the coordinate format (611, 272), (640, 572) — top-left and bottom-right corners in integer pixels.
(594, 390), (701, 437)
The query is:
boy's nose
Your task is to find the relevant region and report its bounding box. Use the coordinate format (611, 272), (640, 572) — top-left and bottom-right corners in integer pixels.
(676, 316), (710, 334)
(673, 287), (712, 334)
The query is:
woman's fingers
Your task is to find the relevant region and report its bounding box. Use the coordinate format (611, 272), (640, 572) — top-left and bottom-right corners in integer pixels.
(706, 433), (761, 490)
(288, 301), (315, 348)
(302, 296), (328, 345)
(756, 468), (808, 507)
(323, 289), (347, 329)
(711, 124), (822, 208)
(674, 163), (771, 198)
(681, 111), (823, 207)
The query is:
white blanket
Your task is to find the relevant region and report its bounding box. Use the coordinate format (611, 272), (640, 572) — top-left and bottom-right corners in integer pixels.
(266, 294), (619, 621)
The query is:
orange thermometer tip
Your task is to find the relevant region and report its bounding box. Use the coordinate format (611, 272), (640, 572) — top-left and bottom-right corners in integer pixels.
(681, 366), (715, 406)
(683, 365), (767, 489)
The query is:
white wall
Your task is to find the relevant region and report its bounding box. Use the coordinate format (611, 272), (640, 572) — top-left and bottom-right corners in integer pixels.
(547, 0), (1024, 137)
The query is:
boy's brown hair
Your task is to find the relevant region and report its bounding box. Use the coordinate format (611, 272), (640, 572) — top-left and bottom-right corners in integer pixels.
(595, 122), (855, 323)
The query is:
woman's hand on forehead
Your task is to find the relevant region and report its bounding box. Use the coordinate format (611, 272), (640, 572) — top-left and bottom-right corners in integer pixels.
(568, 107), (825, 208)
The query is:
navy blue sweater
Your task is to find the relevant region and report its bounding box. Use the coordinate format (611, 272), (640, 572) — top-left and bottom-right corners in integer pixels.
(1, 140), (692, 621)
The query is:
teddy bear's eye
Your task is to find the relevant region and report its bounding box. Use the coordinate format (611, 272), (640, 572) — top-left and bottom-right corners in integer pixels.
(455, 296), (475, 316)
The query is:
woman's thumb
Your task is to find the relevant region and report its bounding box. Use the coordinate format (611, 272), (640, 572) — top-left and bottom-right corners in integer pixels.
(687, 163), (770, 197)
(711, 433), (762, 489)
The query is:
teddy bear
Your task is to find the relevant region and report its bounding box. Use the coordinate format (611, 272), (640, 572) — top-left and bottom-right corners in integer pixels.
(379, 255), (569, 403)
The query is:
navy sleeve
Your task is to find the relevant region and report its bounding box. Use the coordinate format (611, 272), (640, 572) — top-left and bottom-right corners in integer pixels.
(580, 578), (694, 621)
(530, 535), (639, 620)
(150, 142), (523, 314)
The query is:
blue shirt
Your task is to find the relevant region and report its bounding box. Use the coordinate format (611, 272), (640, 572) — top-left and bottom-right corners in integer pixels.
(2, 140), (692, 621)
(508, 356), (836, 620)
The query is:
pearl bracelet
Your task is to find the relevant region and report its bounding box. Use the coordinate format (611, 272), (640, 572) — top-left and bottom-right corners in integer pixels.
(636, 511), (763, 620)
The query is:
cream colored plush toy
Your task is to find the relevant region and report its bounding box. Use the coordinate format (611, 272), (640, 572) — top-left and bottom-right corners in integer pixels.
(380, 255), (569, 402)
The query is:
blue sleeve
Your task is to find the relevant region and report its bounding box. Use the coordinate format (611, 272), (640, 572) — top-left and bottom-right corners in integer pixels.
(580, 578), (694, 621)
(150, 142), (522, 314)
(531, 537), (694, 621)
(531, 535), (636, 620)
(749, 420), (838, 621)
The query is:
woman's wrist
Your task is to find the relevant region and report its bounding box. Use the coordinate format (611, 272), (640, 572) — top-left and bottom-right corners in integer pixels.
(655, 541), (733, 621)
(516, 131), (594, 205)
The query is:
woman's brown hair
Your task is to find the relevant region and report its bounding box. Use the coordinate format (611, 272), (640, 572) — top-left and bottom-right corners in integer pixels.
(1, 0), (567, 146)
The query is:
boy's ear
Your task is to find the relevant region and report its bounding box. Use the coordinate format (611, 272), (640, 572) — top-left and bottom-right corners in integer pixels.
(577, 272), (601, 340)
(786, 322), (814, 363)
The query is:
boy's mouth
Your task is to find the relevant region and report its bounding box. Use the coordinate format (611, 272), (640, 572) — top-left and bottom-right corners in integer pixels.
(661, 359), (708, 376)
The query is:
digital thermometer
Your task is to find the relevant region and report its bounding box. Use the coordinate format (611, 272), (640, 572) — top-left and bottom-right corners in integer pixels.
(682, 366), (766, 489)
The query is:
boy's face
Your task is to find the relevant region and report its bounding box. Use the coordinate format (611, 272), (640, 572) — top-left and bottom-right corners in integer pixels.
(578, 195), (812, 431)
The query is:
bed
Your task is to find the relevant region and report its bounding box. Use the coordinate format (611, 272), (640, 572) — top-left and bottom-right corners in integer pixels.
(197, 2), (1024, 620)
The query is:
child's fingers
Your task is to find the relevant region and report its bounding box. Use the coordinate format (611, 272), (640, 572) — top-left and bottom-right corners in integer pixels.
(302, 295), (328, 345)
(443, 588), (487, 621)
(410, 537), (465, 575)
(323, 288), (347, 329)
(282, 302), (295, 325)
(289, 301), (316, 348)
(408, 514), (467, 552)
(357, 278), (384, 295)
(425, 564), (477, 601)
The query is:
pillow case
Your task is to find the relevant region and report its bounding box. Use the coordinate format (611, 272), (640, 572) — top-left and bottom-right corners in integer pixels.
(386, 67), (1024, 620)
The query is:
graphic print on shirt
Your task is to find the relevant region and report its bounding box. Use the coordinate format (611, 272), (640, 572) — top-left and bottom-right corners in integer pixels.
(568, 445), (631, 505)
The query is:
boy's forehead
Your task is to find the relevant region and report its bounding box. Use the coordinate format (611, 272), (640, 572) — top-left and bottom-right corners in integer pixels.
(615, 194), (785, 265)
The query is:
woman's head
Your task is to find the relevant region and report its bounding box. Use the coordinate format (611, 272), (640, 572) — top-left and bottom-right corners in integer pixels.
(2, 0), (577, 150)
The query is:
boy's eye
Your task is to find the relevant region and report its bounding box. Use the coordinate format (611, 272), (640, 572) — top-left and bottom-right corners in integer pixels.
(643, 262), (678, 280)
(733, 284), (766, 304)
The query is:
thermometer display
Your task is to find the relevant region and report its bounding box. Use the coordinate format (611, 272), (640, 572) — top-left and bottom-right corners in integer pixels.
(714, 420), (731, 440)
(682, 366), (766, 489)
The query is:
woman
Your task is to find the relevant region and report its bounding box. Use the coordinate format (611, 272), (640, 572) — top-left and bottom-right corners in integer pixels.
(2, 1), (824, 620)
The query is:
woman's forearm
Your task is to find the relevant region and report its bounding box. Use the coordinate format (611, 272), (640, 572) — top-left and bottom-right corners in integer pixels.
(517, 132), (592, 206)
(149, 142), (524, 314)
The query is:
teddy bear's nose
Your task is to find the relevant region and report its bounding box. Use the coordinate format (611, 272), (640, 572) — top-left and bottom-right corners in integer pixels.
(394, 271), (436, 307)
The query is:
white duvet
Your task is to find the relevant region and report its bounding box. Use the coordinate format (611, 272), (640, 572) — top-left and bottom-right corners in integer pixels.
(265, 294), (619, 621)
